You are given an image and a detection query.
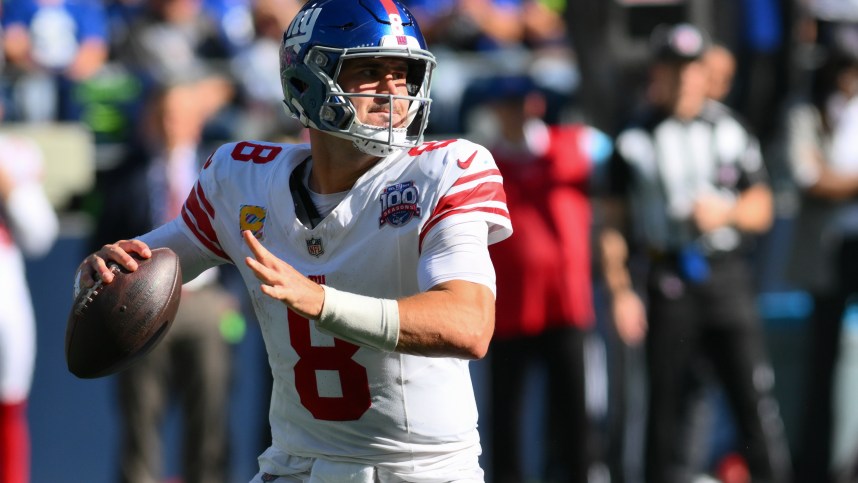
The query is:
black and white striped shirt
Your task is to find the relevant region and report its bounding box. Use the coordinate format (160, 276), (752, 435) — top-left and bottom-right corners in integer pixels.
(611, 100), (768, 254)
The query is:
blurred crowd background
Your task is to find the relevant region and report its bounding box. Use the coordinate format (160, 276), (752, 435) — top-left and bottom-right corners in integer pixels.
(3, 0), (858, 482)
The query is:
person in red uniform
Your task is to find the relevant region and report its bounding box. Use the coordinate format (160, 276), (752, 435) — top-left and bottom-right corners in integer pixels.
(484, 74), (611, 483)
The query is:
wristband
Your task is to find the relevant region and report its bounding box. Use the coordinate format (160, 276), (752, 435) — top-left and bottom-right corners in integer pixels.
(317, 285), (400, 352)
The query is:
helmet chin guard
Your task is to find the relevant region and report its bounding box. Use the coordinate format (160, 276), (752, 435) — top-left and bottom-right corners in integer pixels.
(280, 0), (435, 156)
(351, 124), (409, 157)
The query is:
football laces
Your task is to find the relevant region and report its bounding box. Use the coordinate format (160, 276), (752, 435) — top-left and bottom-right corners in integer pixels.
(73, 264), (120, 317)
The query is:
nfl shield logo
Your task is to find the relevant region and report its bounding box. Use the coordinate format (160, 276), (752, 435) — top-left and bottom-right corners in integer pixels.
(306, 237), (324, 257)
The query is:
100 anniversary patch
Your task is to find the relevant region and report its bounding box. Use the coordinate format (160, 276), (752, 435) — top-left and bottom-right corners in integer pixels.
(379, 181), (421, 227)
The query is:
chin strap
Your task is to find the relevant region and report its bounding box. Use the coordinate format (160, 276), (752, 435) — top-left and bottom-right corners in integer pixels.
(352, 139), (396, 157)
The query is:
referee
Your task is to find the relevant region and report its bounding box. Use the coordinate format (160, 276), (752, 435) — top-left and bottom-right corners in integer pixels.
(600, 23), (792, 483)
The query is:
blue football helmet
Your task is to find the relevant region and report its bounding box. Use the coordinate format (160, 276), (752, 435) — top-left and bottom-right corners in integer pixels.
(279, 0), (436, 156)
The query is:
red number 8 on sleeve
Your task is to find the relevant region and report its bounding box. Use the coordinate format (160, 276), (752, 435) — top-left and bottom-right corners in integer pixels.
(231, 141), (283, 164)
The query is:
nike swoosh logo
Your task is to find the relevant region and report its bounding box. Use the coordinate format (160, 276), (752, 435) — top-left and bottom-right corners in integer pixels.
(457, 151), (478, 170)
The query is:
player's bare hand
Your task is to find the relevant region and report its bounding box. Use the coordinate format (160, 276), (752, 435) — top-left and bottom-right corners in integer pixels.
(242, 230), (325, 320)
(76, 240), (152, 290)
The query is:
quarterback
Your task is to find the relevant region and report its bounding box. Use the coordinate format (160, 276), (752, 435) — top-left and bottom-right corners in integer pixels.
(75, 0), (512, 482)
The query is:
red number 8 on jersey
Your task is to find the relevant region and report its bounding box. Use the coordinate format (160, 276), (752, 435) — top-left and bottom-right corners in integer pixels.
(287, 311), (371, 421)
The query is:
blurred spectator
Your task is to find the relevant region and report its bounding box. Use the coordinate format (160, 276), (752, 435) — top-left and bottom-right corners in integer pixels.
(1, 0), (109, 121)
(802, 0), (858, 23)
(106, 0), (251, 61)
(110, 0), (236, 126)
(0, 121), (59, 482)
(601, 23), (792, 483)
(405, 0), (574, 135)
(725, 0), (787, 145)
(113, 0), (225, 80)
(202, 0), (255, 55)
(481, 74), (610, 483)
(406, 0), (566, 51)
(703, 43), (737, 103)
(89, 82), (239, 483)
(784, 48), (858, 483)
(229, 0), (302, 140)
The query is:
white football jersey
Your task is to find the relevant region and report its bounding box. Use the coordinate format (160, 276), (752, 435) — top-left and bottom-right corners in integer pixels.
(177, 138), (511, 477)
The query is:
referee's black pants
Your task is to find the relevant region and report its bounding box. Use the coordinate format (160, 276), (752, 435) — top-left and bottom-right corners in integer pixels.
(643, 254), (792, 483)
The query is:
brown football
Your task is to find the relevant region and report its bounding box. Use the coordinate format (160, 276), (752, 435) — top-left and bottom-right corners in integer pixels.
(65, 247), (182, 379)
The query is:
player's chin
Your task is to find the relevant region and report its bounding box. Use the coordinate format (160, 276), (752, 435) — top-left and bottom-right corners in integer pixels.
(364, 116), (391, 127)
(365, 113), (405, 129)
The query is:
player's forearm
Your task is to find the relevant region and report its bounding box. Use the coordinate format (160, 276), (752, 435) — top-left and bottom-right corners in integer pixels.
(395, 279), (494, 359)
(137, 218), (224, 283)
(315, 279), (494, 359)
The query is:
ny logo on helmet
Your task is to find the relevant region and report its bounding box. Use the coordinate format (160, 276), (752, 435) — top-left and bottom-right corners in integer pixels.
(284, 7), (322, 49)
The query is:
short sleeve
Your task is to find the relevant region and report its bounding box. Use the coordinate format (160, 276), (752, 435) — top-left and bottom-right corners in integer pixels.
(418, 142), (512, 252)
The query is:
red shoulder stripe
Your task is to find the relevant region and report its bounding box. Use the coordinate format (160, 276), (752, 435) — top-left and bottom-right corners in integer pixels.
(452, 168), (502, 187)
(418, 174), (510, 251)
(418, 206), (510, 252)
(181, 184), (229, 260)
(429, 181), (508, 224)
(196, 182), (216, 218)
(181, 210), (229, 260)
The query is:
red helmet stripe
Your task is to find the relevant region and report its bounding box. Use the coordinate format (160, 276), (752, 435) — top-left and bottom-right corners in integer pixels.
(379, 0), (399, 17)
(380, 0), (405, 35)
(379, 0), (405, 35)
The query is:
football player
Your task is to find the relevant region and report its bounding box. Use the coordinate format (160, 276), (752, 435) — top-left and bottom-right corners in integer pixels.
(74, 0), (512, 482)
(0, 133), (59, 483)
